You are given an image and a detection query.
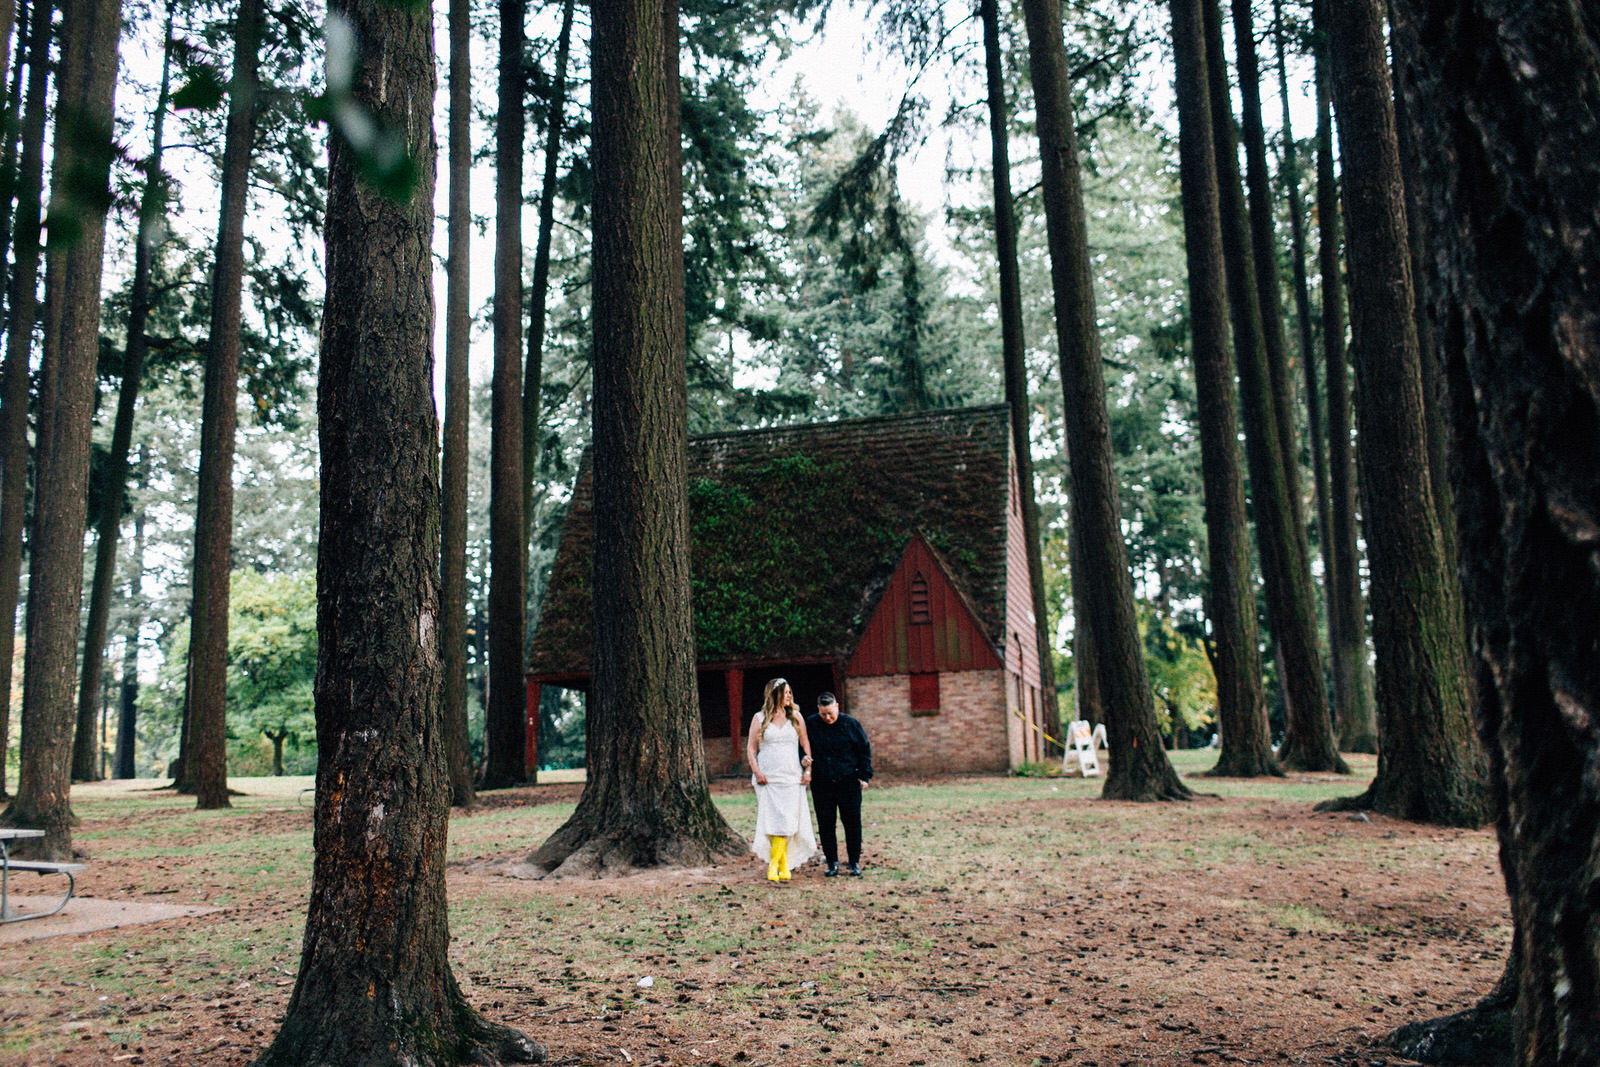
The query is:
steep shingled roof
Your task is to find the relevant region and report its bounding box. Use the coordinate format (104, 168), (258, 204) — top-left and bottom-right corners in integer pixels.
(527, 404), (1013, 677)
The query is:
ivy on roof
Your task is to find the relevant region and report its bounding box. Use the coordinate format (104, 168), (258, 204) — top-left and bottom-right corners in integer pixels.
(527, 405), (1012, 676)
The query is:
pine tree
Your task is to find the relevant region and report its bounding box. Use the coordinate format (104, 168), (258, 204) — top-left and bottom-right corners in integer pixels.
(1315, 0), (1488, 827)
(251, 0), (543, 1060)
(1168, 0), (1278, 779)
(441, 0), (476, 808)
(1386, 1), (1600, 1058)
(531, 0), (745, 872)
(1021, 0), (1188, 801)
(4, 0), (125, 858)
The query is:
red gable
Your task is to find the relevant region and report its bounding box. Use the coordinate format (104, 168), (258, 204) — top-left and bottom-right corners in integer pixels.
(847, 534), (1003, 677)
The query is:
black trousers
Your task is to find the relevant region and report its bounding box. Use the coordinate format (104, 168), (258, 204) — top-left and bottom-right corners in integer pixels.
(811, 777), (862, 865)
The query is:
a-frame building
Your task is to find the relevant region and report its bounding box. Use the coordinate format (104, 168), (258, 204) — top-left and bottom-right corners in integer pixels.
(525, 404), (1050, 774)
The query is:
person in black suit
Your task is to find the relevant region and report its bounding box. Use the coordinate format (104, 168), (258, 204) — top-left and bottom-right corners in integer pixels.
(804, 692), (874, 876)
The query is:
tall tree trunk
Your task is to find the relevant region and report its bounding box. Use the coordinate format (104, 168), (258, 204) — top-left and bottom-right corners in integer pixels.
(481, 0), (528, 789)
(250, 0), (543, 1061)
(1066, 495), (1101, 725)
(113, 509), (144, 780)
(0, 0), (32, 305)
(171, 648), (194, 790)
(1387, 2), (1600, 1059)
(1020, 0), (1188, 801)
(1312, 14), (1377, 755)
(1168, 0), (1279, 780)
(1228, 0), (1305, 511)
(1386, 2), (1453, 561)
(441, 0), (475, 809)
(531, 0), (745, 874)
(74, 5), (174, 782)
(0, 0), (50, 803)
(979, 0), (1061, 752)
(1201, 0), (1345, 774)
(1273, 0), (1334, 655)
(521, 0), (575, 555)
(1316, 0), (1488, 826)
(4, 0), (124, 860)
(0, 0), (15, 110)
(185, 0), (264, 811)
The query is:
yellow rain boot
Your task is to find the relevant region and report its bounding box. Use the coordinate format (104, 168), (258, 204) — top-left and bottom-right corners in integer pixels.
(767, 836), (783, 882)
(771, 836), (789, 881)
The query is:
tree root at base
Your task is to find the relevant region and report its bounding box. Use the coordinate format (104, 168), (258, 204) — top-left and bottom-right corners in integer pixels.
(1381, 991), (1513, 1065)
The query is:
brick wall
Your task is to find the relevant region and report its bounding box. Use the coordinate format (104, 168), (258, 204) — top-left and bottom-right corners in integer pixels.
(845, 669), (1011, 775)
(705, 737), (747, 778)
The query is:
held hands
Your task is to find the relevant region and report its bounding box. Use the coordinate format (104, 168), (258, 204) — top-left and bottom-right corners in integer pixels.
(754, 771), (769, 785)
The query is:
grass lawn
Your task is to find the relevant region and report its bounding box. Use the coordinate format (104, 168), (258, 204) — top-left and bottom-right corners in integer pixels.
(0, 751), (1507, 1066)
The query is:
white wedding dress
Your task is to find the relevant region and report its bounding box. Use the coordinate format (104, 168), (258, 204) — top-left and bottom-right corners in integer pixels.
(750, 715), (817, 874)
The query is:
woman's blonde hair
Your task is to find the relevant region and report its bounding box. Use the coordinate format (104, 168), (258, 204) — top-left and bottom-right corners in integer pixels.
(751, 677), (801, 747)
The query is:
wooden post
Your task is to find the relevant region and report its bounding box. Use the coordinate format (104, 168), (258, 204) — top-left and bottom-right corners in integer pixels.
(524, 679), (542, 776)
(726, 667), (743, 767)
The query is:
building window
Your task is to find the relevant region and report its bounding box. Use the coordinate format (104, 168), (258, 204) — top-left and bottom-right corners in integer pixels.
(910, 572), (931, 625)
(910, 672), (940, 715)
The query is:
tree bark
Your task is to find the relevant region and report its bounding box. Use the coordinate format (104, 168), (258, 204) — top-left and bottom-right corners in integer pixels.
(481, 0), (528, 790)
(0, 0), (50, 803)
(185, 0), (264, 811)
(1386, 3), (1454, 558)
(1388, 1), (1600, 1058)
(1273, 0), (1334, 671)
(979, 0), (1061, 753)
(1168, 0), (1279, 780)
(1201, 0), (1345, 774)
(3, 0), (124, 861)
(74, 6), (174, 782)
(0, 0), (32, 317)
(1020, 0), (1188, 801)
(521, 0), (575, 555)
(0, 0), (15, 113)
(531, 0), (745, 874)
(1228, 0), (1305, 511)
(441, 0), (475, 809)
(250, 0), (543, 1061)
(1316, 0), (1489, 827)
(1066, 496), (1102, 726)
(113, 510), (144, 780)
(1312, 15), (1377, 755)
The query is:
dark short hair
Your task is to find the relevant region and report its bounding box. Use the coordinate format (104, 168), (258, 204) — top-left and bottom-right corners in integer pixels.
(818, 692), (838, 706)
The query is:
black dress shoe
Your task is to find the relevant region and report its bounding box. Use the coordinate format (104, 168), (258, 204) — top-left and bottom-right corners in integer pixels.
(848, 862), (862, 876)
(824, 862), (839, 877)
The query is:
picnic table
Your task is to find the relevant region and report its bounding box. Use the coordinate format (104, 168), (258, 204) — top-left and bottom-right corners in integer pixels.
(1, 827), (84, 923)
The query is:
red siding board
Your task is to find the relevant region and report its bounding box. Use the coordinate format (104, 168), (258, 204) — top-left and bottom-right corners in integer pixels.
(848, 535), (1002, 677)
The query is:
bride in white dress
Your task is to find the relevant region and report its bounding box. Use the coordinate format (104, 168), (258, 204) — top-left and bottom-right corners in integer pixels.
(747, 678), (817, 882)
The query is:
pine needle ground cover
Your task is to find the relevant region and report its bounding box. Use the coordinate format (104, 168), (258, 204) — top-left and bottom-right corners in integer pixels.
(0, 753), (1507, 1066)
